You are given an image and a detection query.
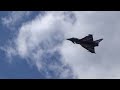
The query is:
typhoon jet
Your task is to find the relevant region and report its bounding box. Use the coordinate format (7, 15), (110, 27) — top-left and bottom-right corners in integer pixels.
(67, 34), (103, 53)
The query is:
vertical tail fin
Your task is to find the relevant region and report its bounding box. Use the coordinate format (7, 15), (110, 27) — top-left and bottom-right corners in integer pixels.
(95, 38), (103, 46)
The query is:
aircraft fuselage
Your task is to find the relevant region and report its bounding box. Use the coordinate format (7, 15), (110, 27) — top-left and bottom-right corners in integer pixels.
(69, 38), (98, 47)
(79, 40), (98, 47)
(66, 34), (103, 53)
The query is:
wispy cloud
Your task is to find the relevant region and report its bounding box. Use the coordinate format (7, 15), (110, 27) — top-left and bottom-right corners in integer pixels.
(1, 11), (32, 30)
(2, 11), (120, 78)
(1, 11), (75, 78)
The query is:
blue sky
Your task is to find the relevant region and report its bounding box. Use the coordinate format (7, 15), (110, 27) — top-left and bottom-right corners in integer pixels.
(0, 11), (74, 79)
(1, 11), (120, 79)
(0, 11), (46, 79)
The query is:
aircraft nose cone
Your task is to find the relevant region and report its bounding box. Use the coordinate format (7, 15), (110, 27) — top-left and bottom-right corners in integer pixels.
(67, 38), (71, 40)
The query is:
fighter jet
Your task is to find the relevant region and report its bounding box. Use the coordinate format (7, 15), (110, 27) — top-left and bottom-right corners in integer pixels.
(67, 34), (103, 53)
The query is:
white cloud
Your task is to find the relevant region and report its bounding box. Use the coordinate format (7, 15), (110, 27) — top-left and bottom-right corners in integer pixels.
(2, 11), (120, 78)
(1, 11), (32, 30)
(0, 40), (17, 63)
(60, 11), (120, 79)
(1, 11), (74, 78)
